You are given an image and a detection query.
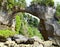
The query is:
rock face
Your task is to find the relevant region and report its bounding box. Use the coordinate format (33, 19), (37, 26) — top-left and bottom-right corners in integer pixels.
(0, 2), (60, 46)
(0, 10), (15, 30)
(0, 35), (57, 47)
(0, 10), (10, 30)
(12, 34), (28, 43)
(0, 11), (9, 25)
(45, 6), (60, 46)
(27, 4), (60, 45)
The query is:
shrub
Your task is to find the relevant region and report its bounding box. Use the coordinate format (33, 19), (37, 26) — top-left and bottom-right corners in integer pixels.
(15, 13), (43, 39)
(15, 14), (22, 34)
(0, 30), (16, 38)
(28, 26), (43, 39)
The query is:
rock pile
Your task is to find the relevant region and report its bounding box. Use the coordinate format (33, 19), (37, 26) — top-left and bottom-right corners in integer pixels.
(0, 35), (58, 47)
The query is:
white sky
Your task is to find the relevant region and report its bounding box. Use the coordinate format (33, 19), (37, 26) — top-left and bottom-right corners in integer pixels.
(54, 0), (60, 6)
(26, 0), (32, 6)
(26, 0), (60, 6)
(54, 0), (60, 3)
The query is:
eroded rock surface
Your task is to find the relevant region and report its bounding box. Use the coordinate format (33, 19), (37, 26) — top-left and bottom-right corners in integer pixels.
(0, 39), (56, 47)
(0, 35), (58, 47)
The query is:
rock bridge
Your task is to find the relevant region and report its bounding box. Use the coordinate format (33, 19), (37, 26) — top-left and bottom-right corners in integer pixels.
(0, 2), (60, 46)
(11, 4), (58, 41)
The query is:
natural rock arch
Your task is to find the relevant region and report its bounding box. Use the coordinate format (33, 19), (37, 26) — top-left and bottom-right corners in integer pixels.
(9, 4), (51, 40)
(11, 4), (59, 41)
(1, 1), (60, 46)
(0, 3), (58, 41)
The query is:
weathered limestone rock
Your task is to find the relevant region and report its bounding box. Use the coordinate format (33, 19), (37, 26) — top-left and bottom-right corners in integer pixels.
(45, 6), (60, 46)
(0, 42), (4, 47)
(0, 25), (10, 30)
(5, 41), (16, 47)
(0, 9), (15, 31)
(7, 38), (12, 41)
(12, 34), (28, 43)
(11, 19), (16, 31)
(0, 42), (7, 47)
(42, 41), (52, 47)
(0, 35), (57, 47)
(0, 2), (60, 46)
(0, 11), (9, 25)
(33, 42), (43, 47)
(31, 36), (44, 42)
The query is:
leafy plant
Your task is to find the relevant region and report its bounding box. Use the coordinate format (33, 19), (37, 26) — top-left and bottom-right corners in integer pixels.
(0, 30), (16, 38)
(15, 13), (43, 39)
(32, 0), (54, 6)
(28, 26), (43, 39)
(15, 14), (21, 34)
(0, 0), (43, 39)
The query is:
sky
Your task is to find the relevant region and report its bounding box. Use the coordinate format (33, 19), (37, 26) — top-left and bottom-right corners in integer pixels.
(26, 0), (60, 6)
(26, 0), (32, 6)
(54, 0), (60, 3)
(54, 0), (60, 6)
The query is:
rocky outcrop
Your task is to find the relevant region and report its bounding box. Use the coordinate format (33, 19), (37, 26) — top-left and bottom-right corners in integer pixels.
(0, 39), (56, 47)
(0, 2), (60, 47)
(0, 35), (57, 47)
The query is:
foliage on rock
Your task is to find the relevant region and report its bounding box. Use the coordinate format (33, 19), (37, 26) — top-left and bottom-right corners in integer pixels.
(7, 0), (26, 10)
(0, 30), (16, 38)
(32, 0), (54, 6)
(15, 13), (43, 39)
(0, 0), (43, 39)
(56, 4), (60, 23)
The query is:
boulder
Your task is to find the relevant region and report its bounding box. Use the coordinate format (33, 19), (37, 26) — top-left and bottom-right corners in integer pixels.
(33, 42), (43, 47)
(12, 34), (28, 44)
(7, 37), (12, 41)
(31, 36), (44, 42)
(0, 42), (4, 47)
(41, 40), (53, 47)
(5, 41), (16, 47)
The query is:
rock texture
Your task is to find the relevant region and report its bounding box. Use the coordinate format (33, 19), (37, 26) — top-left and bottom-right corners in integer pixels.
(0, 35), (58, 47)
(0, 39), (56, 47)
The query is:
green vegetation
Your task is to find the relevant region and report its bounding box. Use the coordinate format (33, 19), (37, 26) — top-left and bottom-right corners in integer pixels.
(0, 0), (55, 39)
(15, 14), (22, 34)
(7, 0), (26, 10)
(27, 26), (43, 39)
(15, 13), (43, 39)
(56, 4), (60, 16)
(0, 0), (45, 39)
(56, 4), (60, 23)
(0, 30), (15, 38)
(32, 0), (54, 6)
